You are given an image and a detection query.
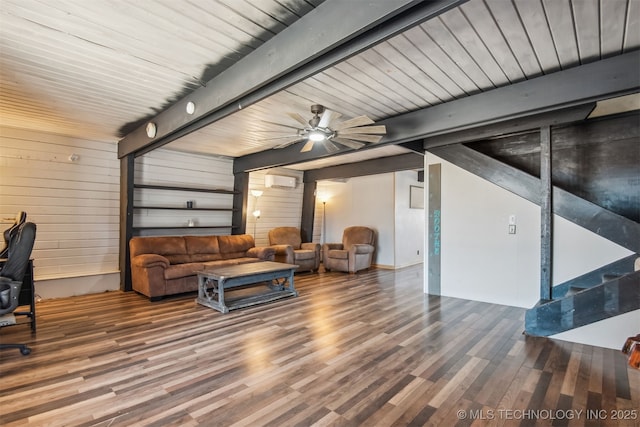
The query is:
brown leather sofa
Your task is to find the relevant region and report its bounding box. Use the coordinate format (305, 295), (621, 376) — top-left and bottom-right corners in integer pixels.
(129, 234), (275, 300)
(268, 227), (320, 272)
(323, 226), (375, 273)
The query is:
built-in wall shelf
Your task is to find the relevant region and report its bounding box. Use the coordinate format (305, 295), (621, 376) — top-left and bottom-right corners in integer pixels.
(133, 226), (236, 230)
(133, 183), (237, 232)
(133, 206), (236, 211)
(133, 184), (237, 194)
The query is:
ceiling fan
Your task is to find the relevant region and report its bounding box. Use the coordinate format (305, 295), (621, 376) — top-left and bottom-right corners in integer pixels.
(262, 104), (386, 153)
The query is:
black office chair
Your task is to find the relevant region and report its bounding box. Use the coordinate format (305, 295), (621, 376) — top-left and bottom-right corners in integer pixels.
(0, 211), (27, 258)
(0, 222), (36, 355)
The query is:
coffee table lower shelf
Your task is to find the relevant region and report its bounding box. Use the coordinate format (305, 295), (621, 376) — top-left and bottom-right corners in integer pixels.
(196, 261), (298, 313)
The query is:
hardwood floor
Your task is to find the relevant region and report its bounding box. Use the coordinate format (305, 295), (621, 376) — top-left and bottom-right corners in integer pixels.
(1, 265), (638, 426)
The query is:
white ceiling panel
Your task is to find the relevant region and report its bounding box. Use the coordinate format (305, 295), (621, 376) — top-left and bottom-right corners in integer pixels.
(1, 0), (637, 170)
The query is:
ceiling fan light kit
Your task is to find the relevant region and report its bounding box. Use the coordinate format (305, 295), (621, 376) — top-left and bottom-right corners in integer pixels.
(266, 104), (386, 153)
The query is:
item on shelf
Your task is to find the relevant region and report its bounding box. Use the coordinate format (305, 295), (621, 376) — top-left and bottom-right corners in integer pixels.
(187, 219), (195, 227)
(186, 200), (194, 208)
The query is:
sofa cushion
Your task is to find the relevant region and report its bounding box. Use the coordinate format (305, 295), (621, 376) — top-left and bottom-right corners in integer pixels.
(202, 257), (261, 269)
(164, 262), (206, 280)
(185, 236), (223, 262)
(218, 234), (255, 259)
(130, 236), (187, 260)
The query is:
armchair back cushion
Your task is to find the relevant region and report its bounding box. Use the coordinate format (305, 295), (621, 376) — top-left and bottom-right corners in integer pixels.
(268, 227), (302, 249)
(343, 226), (375, 250)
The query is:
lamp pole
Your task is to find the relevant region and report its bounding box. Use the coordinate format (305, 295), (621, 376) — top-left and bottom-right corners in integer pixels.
(322, 201), (326, 246)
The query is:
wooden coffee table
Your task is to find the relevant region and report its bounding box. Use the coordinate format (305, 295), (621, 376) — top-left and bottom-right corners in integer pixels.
(196, 261), (298, 313)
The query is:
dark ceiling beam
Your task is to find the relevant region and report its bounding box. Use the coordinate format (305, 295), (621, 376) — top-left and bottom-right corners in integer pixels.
(234, 51), (639, 173)
(303, 152), (423, 183)
(118, 0), (467, 158)
(399, 140), (425, 153)
(381, 51), (640, 146)
(422, 103), (596, 148)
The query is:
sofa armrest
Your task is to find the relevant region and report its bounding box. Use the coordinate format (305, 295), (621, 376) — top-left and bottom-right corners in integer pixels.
(350, 244), (374, 255)
(271, 244), (294, 257)
(131, 254), (170, 269)
(301, 242), (320, 253)
(322, 243), (343, 251)
(247, 246), (276, 261)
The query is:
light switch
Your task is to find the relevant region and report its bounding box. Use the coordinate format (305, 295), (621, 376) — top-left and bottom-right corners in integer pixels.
(509, 224), (516, 234)
(509, 215), (517, 225)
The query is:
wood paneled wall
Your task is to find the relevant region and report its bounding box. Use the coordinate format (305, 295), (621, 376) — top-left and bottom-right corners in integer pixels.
(248, 168), (304, 246)
(0, 126), (119, 279)
(133, 149), (235, 236)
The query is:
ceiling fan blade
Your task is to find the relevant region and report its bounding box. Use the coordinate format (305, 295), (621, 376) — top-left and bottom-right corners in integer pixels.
(258, 134), (301, 141)
(324, 140), (340, 153)
(300, 140), (315, 152)
(318, 109), (342, 128)
(338, 125), (386, 135)
(260, 120), (302, 131)
(287, 112), (309, 127)
(273, 136), (305, 149)
(331, 137), (365, 150)
(333, 115), (375, 131)
(336, 133), (383, 143)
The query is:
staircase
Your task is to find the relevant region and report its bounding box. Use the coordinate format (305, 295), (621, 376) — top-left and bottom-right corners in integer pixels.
(429, 128), (640, 337)
(524, 264), (639, 336)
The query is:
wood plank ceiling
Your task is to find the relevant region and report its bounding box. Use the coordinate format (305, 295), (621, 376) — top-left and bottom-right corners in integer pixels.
(1, 0), (638, 170)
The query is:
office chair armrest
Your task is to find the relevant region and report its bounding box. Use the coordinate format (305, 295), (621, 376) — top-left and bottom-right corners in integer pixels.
(0, 278), (21, 315)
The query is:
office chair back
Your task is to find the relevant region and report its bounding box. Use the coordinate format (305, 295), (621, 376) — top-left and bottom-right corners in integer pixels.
(1, 222), (36, 283)
(0, 211), (27, 258)
(0, 222), (36, 355)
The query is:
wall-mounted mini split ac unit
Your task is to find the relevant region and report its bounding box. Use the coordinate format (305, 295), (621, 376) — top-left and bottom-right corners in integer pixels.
(265, 174), (296, 189)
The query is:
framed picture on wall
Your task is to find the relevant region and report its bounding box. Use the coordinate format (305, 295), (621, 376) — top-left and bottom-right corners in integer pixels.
(410, 185), (424, 209)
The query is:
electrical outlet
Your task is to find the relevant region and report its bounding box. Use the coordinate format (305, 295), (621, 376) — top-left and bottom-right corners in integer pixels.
(509, 224), (516, 234)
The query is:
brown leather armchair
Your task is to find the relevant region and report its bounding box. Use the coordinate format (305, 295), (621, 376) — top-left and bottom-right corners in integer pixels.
(323, 226), (375, 273)
(268, 227), (320, 272)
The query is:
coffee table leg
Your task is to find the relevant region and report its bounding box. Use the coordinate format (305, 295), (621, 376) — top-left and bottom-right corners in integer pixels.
(287, 270), (297, 295)
(218, 277), (229, 313)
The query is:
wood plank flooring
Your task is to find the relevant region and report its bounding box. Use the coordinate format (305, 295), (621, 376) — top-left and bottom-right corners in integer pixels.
(1, 265), (638, 426)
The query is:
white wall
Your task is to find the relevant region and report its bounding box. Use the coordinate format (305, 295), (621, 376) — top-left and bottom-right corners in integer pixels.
(394, 170), (425, 268)
(425, 153), (635, 347)
(0, 126), (121, 298)
(247, 168), (304, 247)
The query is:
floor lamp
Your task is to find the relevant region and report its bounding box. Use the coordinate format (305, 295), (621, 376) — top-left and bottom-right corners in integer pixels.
(250, 189), (263, 240)
(318, 192), (330, 247)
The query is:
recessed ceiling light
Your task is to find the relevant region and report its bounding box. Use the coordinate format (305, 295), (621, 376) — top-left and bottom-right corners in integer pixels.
(146, 122), (157, 138)
(186, 101), (195, 115)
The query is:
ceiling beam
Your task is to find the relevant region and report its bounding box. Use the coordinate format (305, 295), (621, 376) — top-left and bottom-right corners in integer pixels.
(303, 153), (423, 183)
(380, 51), (640, 145)
(118, 0), (467, 158)
(422, 103), (596, 148)
(234, 51), (639, 173)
